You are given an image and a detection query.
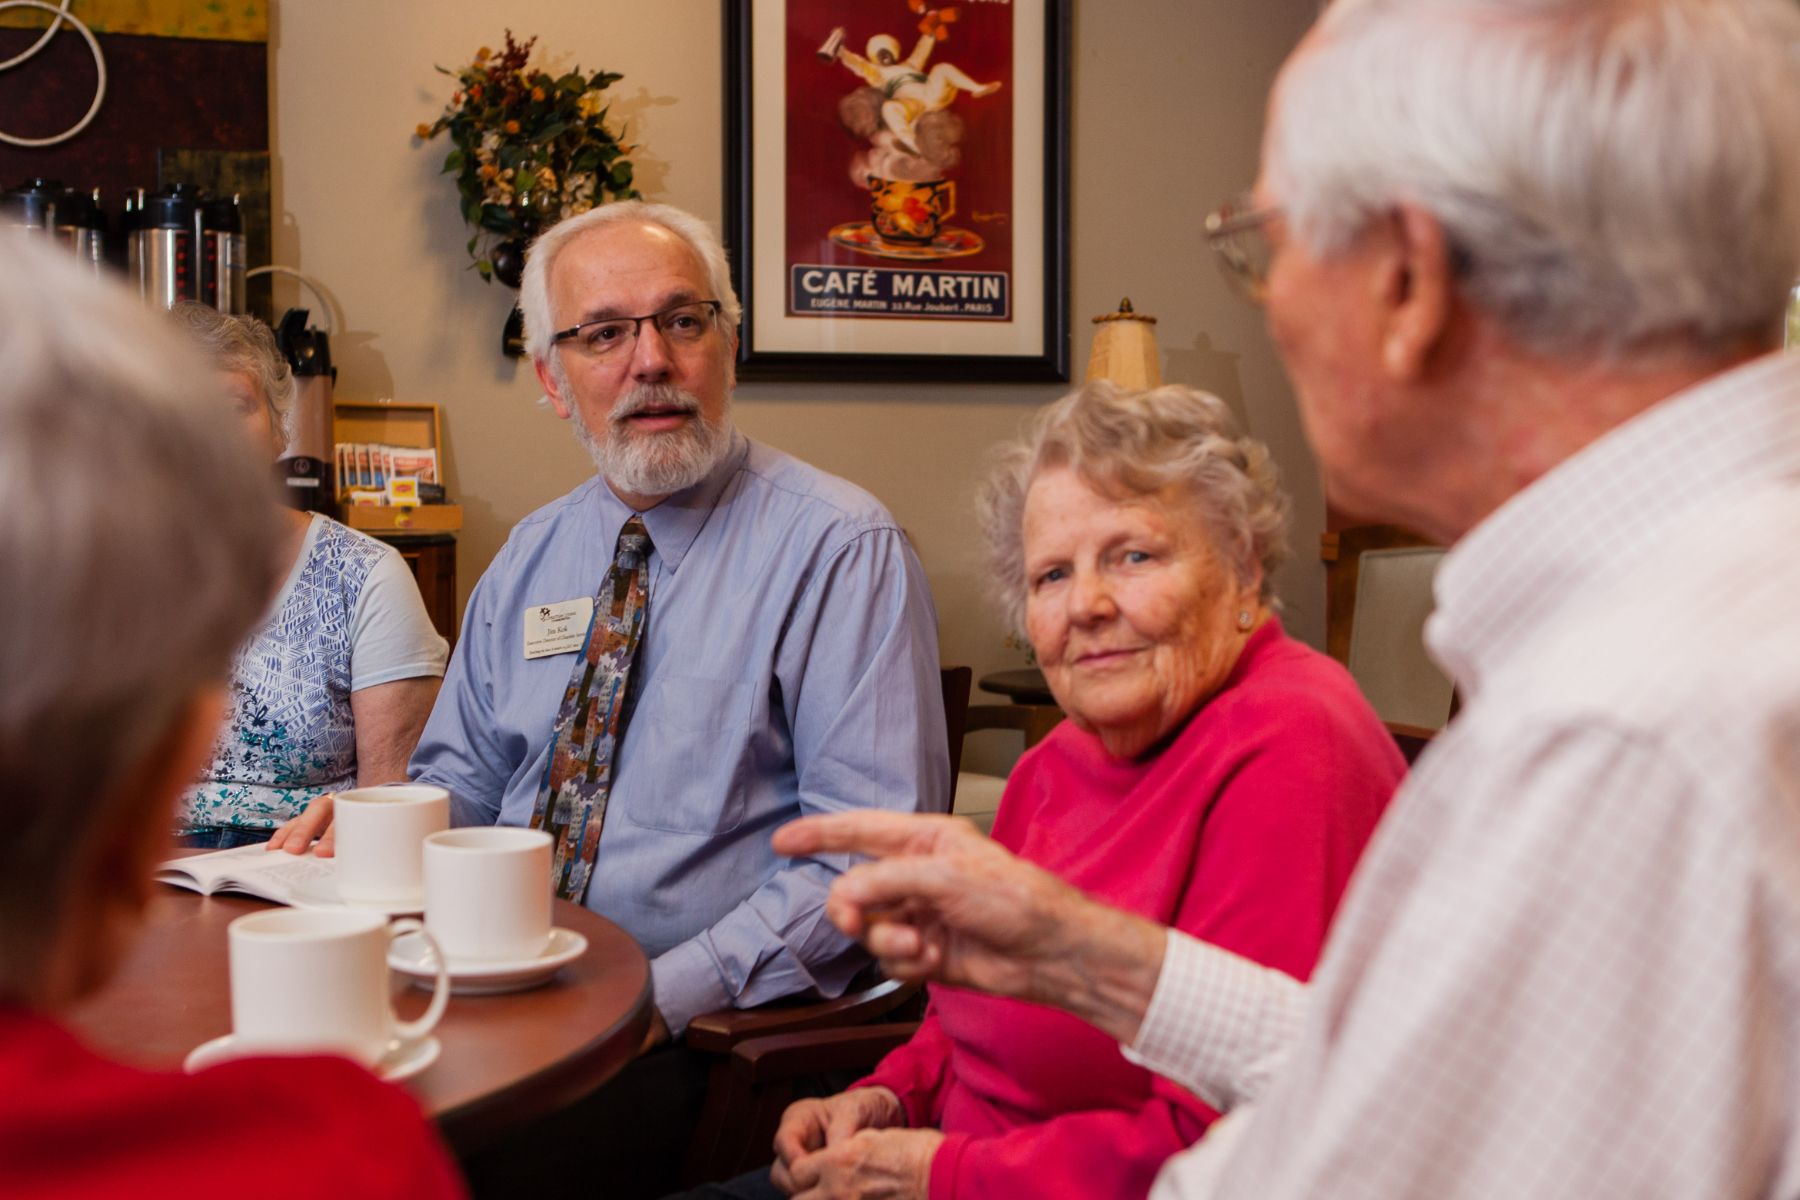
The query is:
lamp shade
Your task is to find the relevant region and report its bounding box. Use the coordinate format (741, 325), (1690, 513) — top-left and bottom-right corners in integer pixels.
(1085, 298), (1162, 390)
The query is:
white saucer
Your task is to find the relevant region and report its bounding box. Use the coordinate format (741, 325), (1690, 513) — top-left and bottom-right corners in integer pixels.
(183, 1032), (441, 1083)
(289, 874), (424, 916)
(389, 926), (587, 995)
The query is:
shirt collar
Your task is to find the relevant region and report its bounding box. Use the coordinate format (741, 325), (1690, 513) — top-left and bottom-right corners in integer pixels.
(590, 430), (749, 572)
(1426, 352), (1800, 696)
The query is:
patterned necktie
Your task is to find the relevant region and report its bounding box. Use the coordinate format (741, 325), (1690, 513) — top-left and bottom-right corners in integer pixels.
(530, 516), (652, 901)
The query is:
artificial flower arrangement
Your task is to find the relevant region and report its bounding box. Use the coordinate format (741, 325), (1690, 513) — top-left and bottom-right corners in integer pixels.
(415, 31), (639, 286)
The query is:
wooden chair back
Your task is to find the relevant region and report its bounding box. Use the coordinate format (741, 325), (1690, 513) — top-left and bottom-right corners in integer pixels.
(1321, 525), (1456, 757)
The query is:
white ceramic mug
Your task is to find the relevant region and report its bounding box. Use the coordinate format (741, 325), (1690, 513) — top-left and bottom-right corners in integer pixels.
(333, 785), (450, 905)
(423, 827), (553, 962)
(227, 907), (450, 1067)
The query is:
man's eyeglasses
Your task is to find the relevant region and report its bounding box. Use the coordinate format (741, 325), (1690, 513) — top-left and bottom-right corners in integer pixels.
(1204, 193), (1282, 306)
(551, 300), (723, 357)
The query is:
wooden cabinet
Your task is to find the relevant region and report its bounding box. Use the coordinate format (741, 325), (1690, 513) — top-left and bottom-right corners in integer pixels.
(381, 533), (458, 649)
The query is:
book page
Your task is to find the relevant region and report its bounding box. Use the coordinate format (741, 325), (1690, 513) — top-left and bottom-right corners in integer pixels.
(155, 844), (335, 905)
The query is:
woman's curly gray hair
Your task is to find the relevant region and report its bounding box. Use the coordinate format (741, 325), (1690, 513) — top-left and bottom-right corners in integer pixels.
(977, 381), (1291, 635)
(167, 303), (296, 444)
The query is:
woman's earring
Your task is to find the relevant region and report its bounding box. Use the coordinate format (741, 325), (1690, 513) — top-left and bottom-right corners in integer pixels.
(1237, 609), (1253, 630)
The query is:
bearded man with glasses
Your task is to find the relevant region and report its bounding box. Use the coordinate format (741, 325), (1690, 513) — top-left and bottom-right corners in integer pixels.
(273, 201), (946, 1198)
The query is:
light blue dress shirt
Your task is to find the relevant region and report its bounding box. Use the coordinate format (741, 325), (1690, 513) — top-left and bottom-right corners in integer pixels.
(410, 432), (948, 1034)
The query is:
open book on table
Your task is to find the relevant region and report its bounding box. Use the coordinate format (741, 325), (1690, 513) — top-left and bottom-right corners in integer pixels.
(155, 843), (332, 905)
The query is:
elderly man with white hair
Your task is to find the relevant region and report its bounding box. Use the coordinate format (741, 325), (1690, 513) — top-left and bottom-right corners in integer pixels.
(776, 0), (1800, 1197)
(277, 200), (946, 1196)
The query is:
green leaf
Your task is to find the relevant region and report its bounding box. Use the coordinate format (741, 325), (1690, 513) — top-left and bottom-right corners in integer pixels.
(557, 72), (584, 92)
(443, 149), (465, 174)
(467, 234), (479, 254)
(609, 161), (634, 189)
(479, 205), (517, 235)
(536, 121), (567, 143)
(570, 145), (602, 174)
(476, 260), (494, 281)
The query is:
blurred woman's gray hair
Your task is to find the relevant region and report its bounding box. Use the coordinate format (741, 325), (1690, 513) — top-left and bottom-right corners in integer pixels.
(0, 236), (283, 1002)
(1268, 0), (1800, 362)
(978, 381), (1291, 634)
(167, 302), (296, 444)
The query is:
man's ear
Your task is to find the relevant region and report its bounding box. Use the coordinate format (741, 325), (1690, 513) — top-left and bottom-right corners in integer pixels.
(534, 356), (574, 420)
(1378, 203), (1455, 383)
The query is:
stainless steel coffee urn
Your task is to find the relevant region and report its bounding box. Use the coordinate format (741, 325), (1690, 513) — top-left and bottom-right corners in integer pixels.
(1, 180), (106, 270)
(0, 178), (52, 233)
(274, 308), (336, 514)
(57, 186), (106, 271)
(201, 194), (247, 314)
(129, 183), (199, 309)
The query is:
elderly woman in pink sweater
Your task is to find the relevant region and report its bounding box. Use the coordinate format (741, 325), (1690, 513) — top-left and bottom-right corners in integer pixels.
(703, 382), (1403, 1200)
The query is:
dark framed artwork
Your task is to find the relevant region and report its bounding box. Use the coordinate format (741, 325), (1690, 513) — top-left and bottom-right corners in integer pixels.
(724, 0), (1071, 382)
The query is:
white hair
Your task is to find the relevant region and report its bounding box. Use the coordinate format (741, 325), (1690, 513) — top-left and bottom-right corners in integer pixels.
(1269, 0), (1800, 360)
(977, 382), (1291, 637)
(167, 302), (297, 443)
(0, 234), (283, 999)
(518, 200), (742, 364)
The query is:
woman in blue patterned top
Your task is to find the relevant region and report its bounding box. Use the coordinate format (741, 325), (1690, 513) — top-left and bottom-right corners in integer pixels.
(170, 306), (449, 848)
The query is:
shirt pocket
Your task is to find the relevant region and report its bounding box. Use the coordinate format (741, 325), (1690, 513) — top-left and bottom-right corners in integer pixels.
(619, 673), (756, 834)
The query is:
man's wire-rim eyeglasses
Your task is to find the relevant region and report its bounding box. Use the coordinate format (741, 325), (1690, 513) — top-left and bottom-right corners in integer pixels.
(1204, 194), (1282, 307)
(550, 300), (723, 357)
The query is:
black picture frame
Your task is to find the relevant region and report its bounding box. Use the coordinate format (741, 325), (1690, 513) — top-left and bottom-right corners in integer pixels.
(723, 0), (1071, 383)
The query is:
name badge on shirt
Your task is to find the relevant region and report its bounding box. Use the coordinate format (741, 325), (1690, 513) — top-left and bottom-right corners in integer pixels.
(523, 597), (594, 660)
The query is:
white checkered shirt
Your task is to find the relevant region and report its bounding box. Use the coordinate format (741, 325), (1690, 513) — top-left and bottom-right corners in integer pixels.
(1131, 353), (1800, 1199)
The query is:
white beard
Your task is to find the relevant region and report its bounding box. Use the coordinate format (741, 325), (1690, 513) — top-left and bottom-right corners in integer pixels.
(568, 379), (734, 499)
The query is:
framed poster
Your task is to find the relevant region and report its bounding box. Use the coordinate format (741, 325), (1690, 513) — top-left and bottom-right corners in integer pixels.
(725, 0), (1071, 382)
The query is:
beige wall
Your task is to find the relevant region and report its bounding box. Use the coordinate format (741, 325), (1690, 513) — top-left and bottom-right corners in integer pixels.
(269, 0), (1323, 702)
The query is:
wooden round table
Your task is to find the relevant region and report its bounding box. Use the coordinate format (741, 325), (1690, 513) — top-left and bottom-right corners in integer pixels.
(65, 889), (653, 1155)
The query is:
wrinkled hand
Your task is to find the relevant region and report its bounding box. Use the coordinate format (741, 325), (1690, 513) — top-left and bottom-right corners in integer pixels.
(773, 812), (1088, 999)
(771, 1088), (904, 1194)
(784, 1126), (943, 1200)
(266, 793), (336, 857)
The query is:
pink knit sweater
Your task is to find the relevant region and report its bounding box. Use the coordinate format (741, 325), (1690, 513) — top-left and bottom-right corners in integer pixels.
(858, 620), (1404, 1199)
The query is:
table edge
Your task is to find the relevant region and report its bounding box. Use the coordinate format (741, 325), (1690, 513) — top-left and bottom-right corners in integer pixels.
(433, 971), (655, 1155)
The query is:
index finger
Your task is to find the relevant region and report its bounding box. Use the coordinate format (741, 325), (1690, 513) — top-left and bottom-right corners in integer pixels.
(824, 857), (971, 938)
(773, 810), (965, 860)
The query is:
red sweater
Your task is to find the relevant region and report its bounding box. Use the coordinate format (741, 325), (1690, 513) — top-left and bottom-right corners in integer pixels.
(0, 1006), (466, 1200)
(859, 621), (1403, 1200)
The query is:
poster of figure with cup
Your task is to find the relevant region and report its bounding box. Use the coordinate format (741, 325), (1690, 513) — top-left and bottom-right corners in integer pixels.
(725, 0), (1068, 380)
(789, 0), (1011, 320)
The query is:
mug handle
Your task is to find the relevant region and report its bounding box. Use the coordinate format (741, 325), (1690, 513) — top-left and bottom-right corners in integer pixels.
(386, 917), (450, 1043)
